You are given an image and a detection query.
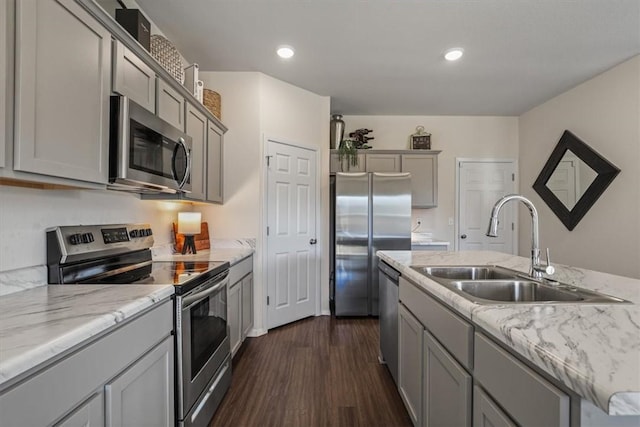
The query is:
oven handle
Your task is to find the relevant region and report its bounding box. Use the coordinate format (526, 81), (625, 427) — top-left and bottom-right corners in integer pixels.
(182, 276), (229, 309)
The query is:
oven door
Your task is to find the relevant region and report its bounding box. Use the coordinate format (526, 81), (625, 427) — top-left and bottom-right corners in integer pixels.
(178, 272), (230, 418)
(110, 96), (192, 193)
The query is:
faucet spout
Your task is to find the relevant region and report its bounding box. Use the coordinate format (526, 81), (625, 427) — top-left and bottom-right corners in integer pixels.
(486, 194), (549, 278)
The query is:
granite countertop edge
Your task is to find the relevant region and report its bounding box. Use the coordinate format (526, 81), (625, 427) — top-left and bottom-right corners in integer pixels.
(377, 250), (640, 417)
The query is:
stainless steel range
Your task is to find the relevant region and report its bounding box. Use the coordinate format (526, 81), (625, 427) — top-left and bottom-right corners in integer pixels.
(46, 223), (231, 427)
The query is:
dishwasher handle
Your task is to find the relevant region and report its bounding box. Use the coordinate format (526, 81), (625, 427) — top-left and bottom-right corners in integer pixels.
(378, 261), (400, 283)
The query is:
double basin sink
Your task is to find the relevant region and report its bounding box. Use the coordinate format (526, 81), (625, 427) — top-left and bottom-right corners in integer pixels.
(409, 265), (628, 304)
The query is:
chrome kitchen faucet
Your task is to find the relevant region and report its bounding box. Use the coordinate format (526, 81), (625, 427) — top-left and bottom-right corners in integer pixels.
(486, 194), (555, 279)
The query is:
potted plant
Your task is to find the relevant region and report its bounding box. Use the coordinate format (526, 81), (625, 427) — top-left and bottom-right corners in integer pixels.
(337, 129), (374, 170)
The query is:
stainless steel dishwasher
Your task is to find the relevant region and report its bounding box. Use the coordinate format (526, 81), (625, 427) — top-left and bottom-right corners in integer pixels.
(379, 260), (400, 385)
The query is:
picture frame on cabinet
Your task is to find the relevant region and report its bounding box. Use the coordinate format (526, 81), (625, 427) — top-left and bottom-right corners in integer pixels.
(410, 126), (431, 149)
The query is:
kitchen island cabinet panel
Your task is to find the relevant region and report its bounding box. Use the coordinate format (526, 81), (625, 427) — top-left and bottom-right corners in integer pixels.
(112, 40), (156, 113)
(398, 303), (423, 426)
(13, 0), (111, 184)
(473, 385), (516, 427)
(0, 0), (7, 169)
(55, 391), (104, 427)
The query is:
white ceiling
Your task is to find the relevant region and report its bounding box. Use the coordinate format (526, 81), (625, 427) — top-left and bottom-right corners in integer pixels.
(136, 0), (640, 116)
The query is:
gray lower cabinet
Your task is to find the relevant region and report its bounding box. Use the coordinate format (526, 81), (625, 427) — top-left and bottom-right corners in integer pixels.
(13, 0), (111, 184)
(473, 385), (516, 427)
(112, 40), (156, 113)
(105, 336), (174, 427)
(206, 120), (224, 203)
(398, 304), (423, 426)
(56, 392), (104, 427)
(228, 256), (254, 356)
(366, 153), (401, 172)
(241, 273), (254, 339)
(157, 78), (185, 131)
(401, 154), (438, 208)
(0, 300), (174, 426)
(228, 278), (242, 356)
(185, 103), (207, 200)
(423, 331), (472, 427)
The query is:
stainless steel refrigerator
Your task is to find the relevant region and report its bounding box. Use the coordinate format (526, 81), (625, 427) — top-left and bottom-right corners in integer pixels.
(331, 172), (412, 316)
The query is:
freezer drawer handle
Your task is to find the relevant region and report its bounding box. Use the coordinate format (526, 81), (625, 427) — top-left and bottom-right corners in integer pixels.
(309, 238), (317, 245)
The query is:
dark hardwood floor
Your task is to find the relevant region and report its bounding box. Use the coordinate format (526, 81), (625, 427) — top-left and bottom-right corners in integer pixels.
(210, 316), (411, 427)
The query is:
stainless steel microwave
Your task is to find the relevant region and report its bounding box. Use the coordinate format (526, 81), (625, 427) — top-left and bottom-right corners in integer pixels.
(109, 96), (192, 193)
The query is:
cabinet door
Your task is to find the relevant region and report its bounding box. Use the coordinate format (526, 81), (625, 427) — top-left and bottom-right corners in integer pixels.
(401, 154), (438, 208)
(228, 280), (242, 356)
(423, 331), (472, 427)
(473, 386), (516, 427)
(157, 78), (184, 131)
(185, 103), (207, 200)
(0, 0), (7, 168)
(206, 120), (224, 203)
(398, 304), (423, 426)
(241, 273), (253, 339)
(55, 392), (104, 427)
(330, 152), (366, 173)
(112, 41), (155, 113)
(14, 0), (111, 183)
(366, 154), (401, 172)
(105, 337), (174, 427)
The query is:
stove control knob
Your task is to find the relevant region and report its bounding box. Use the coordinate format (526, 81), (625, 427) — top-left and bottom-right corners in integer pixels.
(82, 233), (93, 244)
(139, 228), (146, 237)
(69, 233), (81, 245)
(130, 229), (138, 238)
(146, 228), (153, 236)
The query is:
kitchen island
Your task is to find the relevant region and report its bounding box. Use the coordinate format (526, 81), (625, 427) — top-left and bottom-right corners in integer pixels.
(378, 250), (640, 426)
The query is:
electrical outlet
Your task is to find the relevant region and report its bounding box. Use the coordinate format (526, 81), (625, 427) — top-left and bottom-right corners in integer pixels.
(448, 217), (454, 226)
(416, 218), (423, 227)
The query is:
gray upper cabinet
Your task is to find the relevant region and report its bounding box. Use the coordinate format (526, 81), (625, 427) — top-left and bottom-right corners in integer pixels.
(185, 103), (207, 201)
(423, 331), (472, 427)
(105, 336), (174, 427)
(0, 0), (7, 169)
(366, 153), (401, 172)
(330, 152), (366, 173)
(112, 40), (156, 113)
(157, 78), (185, 131)
(206, 120), (224, 203)
(401, 154), (438, 208)
(13, 0), (111, 184)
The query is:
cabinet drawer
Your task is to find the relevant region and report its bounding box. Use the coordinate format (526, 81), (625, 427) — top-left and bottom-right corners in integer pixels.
(229, 255), (253, 285)
(474, 333), (570, 427)
(399, 277), (473, 369)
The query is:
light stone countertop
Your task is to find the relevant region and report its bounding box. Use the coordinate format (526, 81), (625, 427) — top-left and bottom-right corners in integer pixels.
(378, 250), (640, 416)
(153, 248), (254, 266)
(0, 284), (174, 391)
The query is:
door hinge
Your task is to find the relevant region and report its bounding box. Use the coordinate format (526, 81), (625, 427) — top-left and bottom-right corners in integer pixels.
(267, 226), (270, 236)
(512, 173), (515, 181)
(512, 222), (515, 231)
(267, 296), (270, 305)
(266, 155), (272, 167)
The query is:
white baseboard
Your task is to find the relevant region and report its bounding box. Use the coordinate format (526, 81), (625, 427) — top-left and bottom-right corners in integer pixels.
(247, 328), (267, 337)
(319, 310), (331, 316)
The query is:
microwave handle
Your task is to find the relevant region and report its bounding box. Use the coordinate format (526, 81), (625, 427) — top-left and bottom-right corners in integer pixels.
(172, 137), (191, 189)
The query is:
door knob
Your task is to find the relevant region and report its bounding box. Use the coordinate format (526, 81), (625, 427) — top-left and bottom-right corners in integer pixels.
(309, 238), (317, 245)
(460, 234), (467, 239)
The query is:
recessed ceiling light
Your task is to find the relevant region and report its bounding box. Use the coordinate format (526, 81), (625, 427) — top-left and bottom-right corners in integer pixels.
(277, 46), (295, 59)
(444, 48), (464, 61)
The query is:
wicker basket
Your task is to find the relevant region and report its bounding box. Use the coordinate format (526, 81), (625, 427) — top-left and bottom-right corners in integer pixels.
(203, 89), (221, 120)
(150, 34), (184, 83)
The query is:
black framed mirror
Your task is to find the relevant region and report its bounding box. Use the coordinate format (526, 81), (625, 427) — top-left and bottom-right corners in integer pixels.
(533, 130), (620, 231)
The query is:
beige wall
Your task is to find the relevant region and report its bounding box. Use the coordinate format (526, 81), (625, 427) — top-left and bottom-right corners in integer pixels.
(342, 115), (519, 244)
(0, 186), (182, 272)
(519, 56), (640, 278)
(198, 72), (330, 333)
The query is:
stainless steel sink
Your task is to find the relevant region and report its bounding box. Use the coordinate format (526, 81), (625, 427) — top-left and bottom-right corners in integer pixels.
(409, 265), (630, 304)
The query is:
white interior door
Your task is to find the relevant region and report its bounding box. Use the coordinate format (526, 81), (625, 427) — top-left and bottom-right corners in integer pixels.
(457, 160), (517, 253)
(547, 160), (577, 209)
(266, 139), (318, 329)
